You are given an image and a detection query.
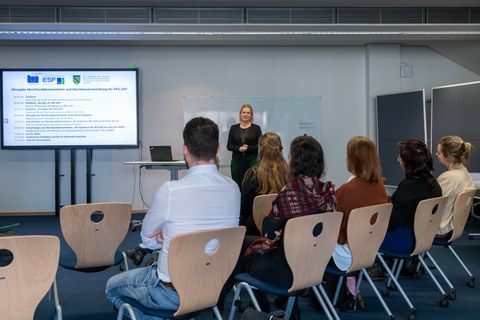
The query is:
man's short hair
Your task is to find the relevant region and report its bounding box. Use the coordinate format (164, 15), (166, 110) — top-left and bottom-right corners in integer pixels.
(183, 117), (219, 161)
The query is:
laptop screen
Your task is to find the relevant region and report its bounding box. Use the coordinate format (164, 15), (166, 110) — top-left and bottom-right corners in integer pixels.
(149, 146), (174, 161)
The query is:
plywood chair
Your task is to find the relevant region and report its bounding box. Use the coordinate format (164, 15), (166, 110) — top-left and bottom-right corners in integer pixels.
(253, 194), (278, 234)
(425, 188), (477, 295)
(0, 235), (62, 320)
(228, 212), (343, 320)
(117, 226), (246, 320)
(376, 196), (448, 319)
(320, 203), (394, 319)
(59, 202), (131, 272)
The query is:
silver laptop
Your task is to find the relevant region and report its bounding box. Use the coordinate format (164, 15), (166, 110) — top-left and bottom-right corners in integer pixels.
(149, 146), (174, 161)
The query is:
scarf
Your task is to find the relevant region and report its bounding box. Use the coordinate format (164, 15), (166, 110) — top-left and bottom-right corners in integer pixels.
(271, 175), (336, 218)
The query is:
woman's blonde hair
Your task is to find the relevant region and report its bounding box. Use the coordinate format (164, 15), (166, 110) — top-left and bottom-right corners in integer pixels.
(239, 104), (254, 122)
(439, 135), (474, 165)
(251, 132), (290, 194)
(346, 136), (383, 184)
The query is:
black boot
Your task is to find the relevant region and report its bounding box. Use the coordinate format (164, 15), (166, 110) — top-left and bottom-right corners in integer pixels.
(125, 246), (148, 266)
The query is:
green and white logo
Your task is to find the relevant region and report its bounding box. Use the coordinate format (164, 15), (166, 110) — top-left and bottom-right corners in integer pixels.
(73, 75), (81, 84)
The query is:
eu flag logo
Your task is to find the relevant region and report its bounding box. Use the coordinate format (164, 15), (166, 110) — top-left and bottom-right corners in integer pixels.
(73, 75), (81, 84)
(27, 75), (39, 83)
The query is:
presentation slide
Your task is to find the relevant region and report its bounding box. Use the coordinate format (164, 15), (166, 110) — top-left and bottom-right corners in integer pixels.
(1, 69), (139, 149)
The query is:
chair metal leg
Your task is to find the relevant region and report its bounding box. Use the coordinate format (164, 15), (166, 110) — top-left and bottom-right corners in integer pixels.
(284, 297), (296, 320)
(425, 252), (456, 300)
(228, 282), (261, 320)
(361, 269), (395, 319)
(377, 253), (417, 317)
(387, 258), (402, 289)
(212, 305), (223, 320)
(316, 284), (340, 320)
(117, 303), (137, 320)
(121, 252), (130, 271)
(331, 275), (344, 306)
(448, 245), (475, 287)
(417, 255), (450, 307)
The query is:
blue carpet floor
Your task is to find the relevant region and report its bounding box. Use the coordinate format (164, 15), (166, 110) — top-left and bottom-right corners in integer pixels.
(2, 214), (480, 320)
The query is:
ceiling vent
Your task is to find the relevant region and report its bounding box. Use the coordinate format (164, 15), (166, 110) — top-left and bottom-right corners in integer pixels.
(1, 6), (56, 23)
(154, 8), (244, 23)
(59, 7), (151, 23)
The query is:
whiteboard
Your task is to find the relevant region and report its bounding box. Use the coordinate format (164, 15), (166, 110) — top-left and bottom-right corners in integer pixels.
(183, 96), (321, 167)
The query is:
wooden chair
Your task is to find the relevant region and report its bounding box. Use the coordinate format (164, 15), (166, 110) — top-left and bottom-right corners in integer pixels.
(228, 212), (343, 320)
(117, 226), (246, 320)
(426, 188), (477, 295)
(376, 196), (448, 319)
(59, 202), (131, 272)
(320, 203), (393, 319)
(252, 194), (277, 234)
(0, 235), (62, 320)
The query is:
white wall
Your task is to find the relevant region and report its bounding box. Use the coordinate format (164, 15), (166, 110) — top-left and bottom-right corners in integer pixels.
(0, 44), (478, 213)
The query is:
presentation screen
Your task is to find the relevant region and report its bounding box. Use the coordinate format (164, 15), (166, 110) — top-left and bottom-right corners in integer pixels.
(376, 90), (426, 187)
(1, 68), (139, 149)
(432, 81), (480, 175)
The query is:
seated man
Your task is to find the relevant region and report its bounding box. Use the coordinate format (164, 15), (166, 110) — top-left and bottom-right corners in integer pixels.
(106, 117), (240, 317)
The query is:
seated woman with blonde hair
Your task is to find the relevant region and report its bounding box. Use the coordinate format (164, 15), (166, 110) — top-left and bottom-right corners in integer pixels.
(240, 132), (290, 235)
(435, 135), (475, 237)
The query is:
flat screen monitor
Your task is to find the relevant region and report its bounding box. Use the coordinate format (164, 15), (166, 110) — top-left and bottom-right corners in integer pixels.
(1, 68), (139, 149)
(376, 89), (426, 187)
(432, 81), (480, 175)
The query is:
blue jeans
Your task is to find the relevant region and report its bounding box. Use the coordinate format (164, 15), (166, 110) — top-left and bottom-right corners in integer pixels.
(105, 262), (179, 320)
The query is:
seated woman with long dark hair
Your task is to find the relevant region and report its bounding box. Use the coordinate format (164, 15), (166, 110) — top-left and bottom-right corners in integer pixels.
(380, 139), (442, 253)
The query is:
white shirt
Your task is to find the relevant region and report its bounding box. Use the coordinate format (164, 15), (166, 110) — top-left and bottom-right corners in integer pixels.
(140, 164), (240, 281)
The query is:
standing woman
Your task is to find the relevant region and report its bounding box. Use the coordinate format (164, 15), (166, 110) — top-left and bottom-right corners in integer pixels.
(241, 132), (290, 235)
(227, 104), (262, 189)
(435, 135), (475, 237)
(380, 140), (442, 253)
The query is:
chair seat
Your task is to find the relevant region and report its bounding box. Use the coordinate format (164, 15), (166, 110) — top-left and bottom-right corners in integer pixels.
(325, 264), (359, 277)
(432, 237), (450, 247)
(34, 297), (57, 320)
(235, 272), (304, 296)
(59, 249), (124, 272)
(120, 296), (200, 319)
(379, 249), (413, 261)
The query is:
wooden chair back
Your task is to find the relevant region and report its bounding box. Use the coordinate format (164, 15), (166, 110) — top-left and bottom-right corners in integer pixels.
(0, 235), (60, 320)
(347, 203), (393, 273)
(169, 226), (246, 317)
(283, 212), (343, 293)
(412, 196), (448, 256)
(448, 188), (477, 242)
(60, 202), (131, 269)
(253, 194), (277, 234)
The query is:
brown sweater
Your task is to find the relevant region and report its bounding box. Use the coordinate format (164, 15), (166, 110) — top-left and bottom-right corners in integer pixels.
(336, 177), (388, 245)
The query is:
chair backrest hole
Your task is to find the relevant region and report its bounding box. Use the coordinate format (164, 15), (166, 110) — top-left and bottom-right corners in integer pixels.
(312, 222), (323, 237)
(370, 212), (379, 225)
(431, 204), (439, 215)
(0, 249), (14, 267)
(90, 211), (104, 223)
(205, 238), (220, 256)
